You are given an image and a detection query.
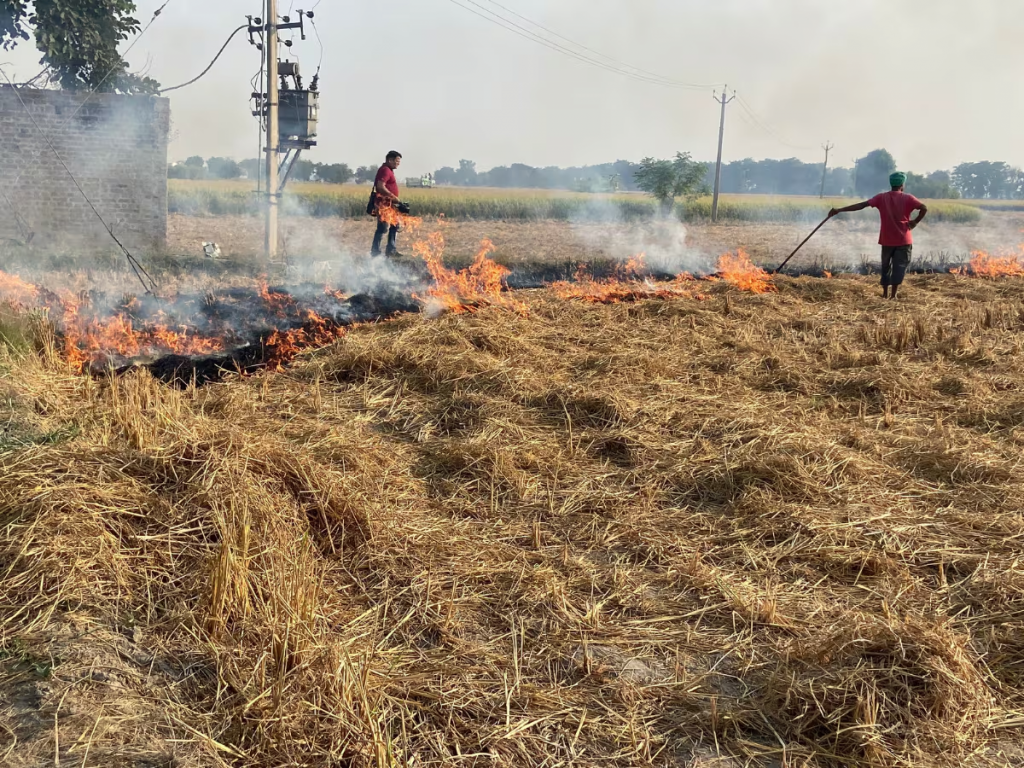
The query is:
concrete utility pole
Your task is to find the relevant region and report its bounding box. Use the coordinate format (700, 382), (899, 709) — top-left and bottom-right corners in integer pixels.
(264, 0), (280, 259)
(250, 3), (313, 260)
(711, 87), (735, 223)
(819, 141), (834, 199)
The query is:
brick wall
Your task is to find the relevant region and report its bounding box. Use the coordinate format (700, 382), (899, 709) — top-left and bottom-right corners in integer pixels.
(0, 86), (170, 254)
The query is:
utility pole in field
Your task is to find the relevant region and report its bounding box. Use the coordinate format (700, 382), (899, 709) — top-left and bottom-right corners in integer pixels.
(265, 0), (280, 259)
(249, 3), (318, 260)
(819, 141), (834, 199)
(711, 87), (735, 223)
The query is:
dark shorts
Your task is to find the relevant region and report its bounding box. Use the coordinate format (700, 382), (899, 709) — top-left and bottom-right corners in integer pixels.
(880, 245), (912, 286)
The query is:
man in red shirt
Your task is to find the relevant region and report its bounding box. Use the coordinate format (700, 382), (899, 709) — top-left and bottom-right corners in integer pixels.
(371, 150), (403, 257)
(828, 172), (928, 299)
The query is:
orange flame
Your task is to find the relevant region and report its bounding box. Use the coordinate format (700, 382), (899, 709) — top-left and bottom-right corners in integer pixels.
(951, 249), (1024, 278)
(258, 278), (297, 317)
(0, 271), (40, 306)
(715, 249), (776, 293)
(1, 270), (360, 374)
(551, 261), (707, 304)
(59, 311), (225, 373)
(618, 253), (647, 279)
(377, 203), (423, 234)
(264, 310), (347, 369)
(413, 233), (524, 314)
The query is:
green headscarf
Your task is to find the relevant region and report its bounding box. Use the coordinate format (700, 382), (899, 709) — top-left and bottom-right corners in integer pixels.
(889, 171), (907, 188)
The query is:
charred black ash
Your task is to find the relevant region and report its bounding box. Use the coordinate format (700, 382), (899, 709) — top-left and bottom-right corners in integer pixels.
(106, 285), (419, 387)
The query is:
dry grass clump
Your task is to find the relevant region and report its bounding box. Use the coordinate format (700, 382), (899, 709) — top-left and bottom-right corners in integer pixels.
(4, 273), (1024, 766)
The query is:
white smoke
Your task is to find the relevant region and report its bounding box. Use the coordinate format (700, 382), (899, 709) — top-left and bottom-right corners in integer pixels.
(569, 197), (716, 276)
(779, 211), (1022, 272)
(280, 194), (425, 295)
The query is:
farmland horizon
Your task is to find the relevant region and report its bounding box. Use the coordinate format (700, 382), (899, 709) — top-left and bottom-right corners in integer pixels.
(5, 3), (1021, 174)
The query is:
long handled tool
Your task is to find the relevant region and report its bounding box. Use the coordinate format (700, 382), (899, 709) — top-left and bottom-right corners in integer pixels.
(773, 216), (831, 274)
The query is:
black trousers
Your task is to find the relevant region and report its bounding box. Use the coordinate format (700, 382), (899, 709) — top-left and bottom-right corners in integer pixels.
(371, 218), (398, 255)
(880, 245), (912, 287)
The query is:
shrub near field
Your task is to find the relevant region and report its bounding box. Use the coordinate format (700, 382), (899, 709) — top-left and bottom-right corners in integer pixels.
(168, 179), (983, 224)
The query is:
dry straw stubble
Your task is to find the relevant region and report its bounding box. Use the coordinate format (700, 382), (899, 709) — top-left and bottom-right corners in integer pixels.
(2, 273), (1024, 766)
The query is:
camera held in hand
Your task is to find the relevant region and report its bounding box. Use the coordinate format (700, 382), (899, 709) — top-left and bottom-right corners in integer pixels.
(396, 201), (411, 215)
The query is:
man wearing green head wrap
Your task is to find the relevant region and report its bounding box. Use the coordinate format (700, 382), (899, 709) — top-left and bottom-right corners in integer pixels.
(827, 172), (928, 299)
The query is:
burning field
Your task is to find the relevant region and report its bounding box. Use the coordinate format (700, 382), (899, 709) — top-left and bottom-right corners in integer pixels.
(3, 240), (1024, 766)
(0, 218), (776, 386)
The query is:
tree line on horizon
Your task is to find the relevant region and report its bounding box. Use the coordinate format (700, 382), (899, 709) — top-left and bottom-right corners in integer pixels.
(168, 150), (1024, 201)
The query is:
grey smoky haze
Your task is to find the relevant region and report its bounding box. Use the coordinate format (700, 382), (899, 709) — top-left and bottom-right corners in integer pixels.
(5, 0), (1022, 177)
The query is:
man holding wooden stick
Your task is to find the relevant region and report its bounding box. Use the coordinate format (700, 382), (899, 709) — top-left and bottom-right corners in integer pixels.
(828, 172), (928, 299)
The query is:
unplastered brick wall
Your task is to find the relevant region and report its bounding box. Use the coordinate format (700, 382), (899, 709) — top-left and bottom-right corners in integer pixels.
(0, 86), (170, 254)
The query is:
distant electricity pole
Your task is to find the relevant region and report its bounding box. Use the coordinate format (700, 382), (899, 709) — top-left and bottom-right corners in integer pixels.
(711, 87), (735, 223)
(819, 141), (835, 199)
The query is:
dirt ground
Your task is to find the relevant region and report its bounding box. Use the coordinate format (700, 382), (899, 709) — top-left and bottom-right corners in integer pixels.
(168, 211), (1024, 272)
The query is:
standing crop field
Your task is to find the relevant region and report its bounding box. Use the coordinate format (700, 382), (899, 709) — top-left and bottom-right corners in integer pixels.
(167, 179), (983, 224)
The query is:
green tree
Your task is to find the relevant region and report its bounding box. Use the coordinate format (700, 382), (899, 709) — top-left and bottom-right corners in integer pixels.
(167, 156), (205, 179)
(354, 165), (377, 184)
(905, 171), (960, 199)
(0, 0), (158, 93)
(315, 163), (354, 184)
(289, 158), (315, 183)
(854, 149), (896, 197)
(434, 166), (456, 185)
(952, 161), (1020, 200)
(238, 158), (261, 181)
(206, 157), (241, 180)
(634, 152), (709, 212)
(167, 163), (196, 180)
(454, 159), (478, 186)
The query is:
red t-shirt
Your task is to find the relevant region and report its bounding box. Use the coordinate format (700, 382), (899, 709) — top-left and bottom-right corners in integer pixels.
(375, 165), (399, 198)
(869, 191), (924, 246)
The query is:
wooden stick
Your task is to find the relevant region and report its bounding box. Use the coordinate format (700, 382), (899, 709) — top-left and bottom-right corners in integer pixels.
(773, 216), (831, 274)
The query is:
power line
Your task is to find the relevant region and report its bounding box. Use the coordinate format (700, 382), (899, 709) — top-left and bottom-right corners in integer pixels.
(735, 93), (815, 152)
(444, 0), (719, 91)
(475, 0), (721, 90)
(309, 13), (324, 74)
(158, 24), (248, 93)
(444, 0), (826, 153)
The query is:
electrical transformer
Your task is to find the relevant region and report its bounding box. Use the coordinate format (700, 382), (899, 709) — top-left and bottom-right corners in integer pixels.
(279, 88), (318, 148)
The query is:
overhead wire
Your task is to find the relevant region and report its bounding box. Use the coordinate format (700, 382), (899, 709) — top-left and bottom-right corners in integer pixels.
(444, 0), (823, 153)
(735, 93), (816, 152)
(158, 24), (248, 93)
(309, 13), (324, 75)
(475, 0), (721, 90)
(444, 0), (718, 91)
(251, 4), (268, 195)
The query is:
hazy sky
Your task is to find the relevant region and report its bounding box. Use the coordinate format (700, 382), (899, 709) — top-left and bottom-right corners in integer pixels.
(5, 0), (1022, 176)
